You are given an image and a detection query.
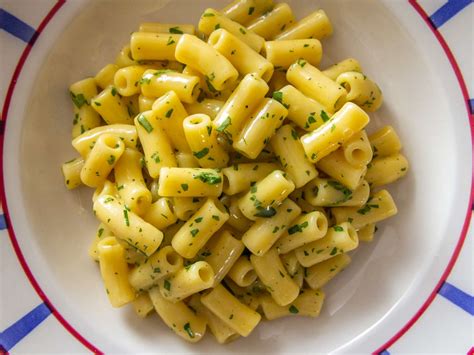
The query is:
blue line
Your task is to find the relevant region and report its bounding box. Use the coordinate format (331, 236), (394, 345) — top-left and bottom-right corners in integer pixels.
(379, 350), (390, 355)
(0, 214), (7, 230)
(469, 99), (474, 115)
(429, 0), (473, 28)
(0, 8), (37, 43)
(438, 282), (474, 315)
(0, 303), (52, 351)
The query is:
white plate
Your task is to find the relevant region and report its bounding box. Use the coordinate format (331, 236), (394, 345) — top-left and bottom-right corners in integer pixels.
(1, 0), (472, 353)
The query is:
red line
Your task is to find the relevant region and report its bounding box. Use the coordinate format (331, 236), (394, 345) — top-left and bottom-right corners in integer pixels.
(467, 346), (474, 355)
(0, 1), (102, 353)
(374, 1), (474, 353)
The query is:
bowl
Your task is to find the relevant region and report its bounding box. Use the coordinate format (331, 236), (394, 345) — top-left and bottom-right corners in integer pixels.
(1, 0), (472, 353)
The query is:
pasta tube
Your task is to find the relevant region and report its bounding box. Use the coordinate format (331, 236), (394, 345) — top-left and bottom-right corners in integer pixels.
(158, 168), (223, 197)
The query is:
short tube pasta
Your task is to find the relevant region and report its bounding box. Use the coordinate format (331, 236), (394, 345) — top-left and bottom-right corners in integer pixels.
(114, 65), (152, 97)
(270, 124), (317, 188)
(91, 86), (134, 125)
(71, 105), (102, 139)
(184, 99), (224, 119)
(97, 237), (136, 307)
(358, 223), (376, 242)
(336, 72), (383, 112)
(213, 73), (269, 140)
(250, 248), (299, 306)
(152, 90), (191, 153)
(94, 195), (163, 256)
(242, 198), (301, 256)
(172, 197), (206, 220)
(134, 110), (177, 178)
(133, 293), (155, 318)
(276, 85), (330, 131)
(287, 60), (347, 113)
(142, 197), (178, 230)
(62, 157), (84, 189)
(342, 130), (373, 168)
(274, 9), (333, 40)
(224, 196), (253, 232)
(264, 39), (322, 69)
(80, 134), (125, 187)
(304, 253), (351, 290)
(138, 23), (195, 34)
(221, 0), (274, 25)
(317, 149), (367, 190)
(89, 223), (113, 261)
(275, 211), (328, 254)
(183, 114), (229, 168)
(130, 32), (180, 61)
(138, 95), (155, 112)
(303, 178), (370, 207)
(246, 3), (294, 40)
(140, 69), (201, 104)
(227, 256), (257, 287)
(114, 148), (152, 215)
(221, 162), (279, 195)
(322, 58), (362, 81)
(233, 98), (288, 159)
(128, 245), (183, 291)
(295, 222), (359, 267)
(369, 125), (402, 158)
(158, 168), (223, 197)
(238, 170), (295, 220)
(72, 124), (138, 158)
(198, 229), (245, 285)
(160, 261), (215, 302)
(95, 63), (120, 89)
(260, 289), (325, 320)
(176, 34), (238, 91)
(208, 29), (274, 82)
(332, 189), (398, 229)
(171, 198), (229, 258)
(200, 283), (262, 337)
(198, 8), (265, 52)
(149, 287), (207, 343)
(300, 102), (370, 163)
(364, 153), (409, 186)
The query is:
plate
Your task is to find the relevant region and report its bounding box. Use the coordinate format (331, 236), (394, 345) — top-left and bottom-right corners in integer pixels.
(1, 0), (472, 353)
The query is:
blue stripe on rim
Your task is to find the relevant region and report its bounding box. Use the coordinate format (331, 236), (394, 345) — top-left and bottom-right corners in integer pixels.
(429, 0), (473, 28)
(0, 214), (7, 230)
(469, 99), (474, 115)
(0, 303), (52, 351)
(438, 282), (474, 315)
(0, 8), (37, 43)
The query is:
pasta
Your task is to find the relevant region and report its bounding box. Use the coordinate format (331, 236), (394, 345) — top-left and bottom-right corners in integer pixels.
(62, 0), (409, 344)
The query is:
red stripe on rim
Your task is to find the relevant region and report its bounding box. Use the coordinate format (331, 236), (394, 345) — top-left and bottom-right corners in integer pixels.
(373, 1), (474, 353)
(0, 1), (102, 353)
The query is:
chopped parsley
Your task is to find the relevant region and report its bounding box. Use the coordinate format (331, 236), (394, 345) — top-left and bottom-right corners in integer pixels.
(297, 58), (307, 67)
(166, 36), (175, 45)
(254, 206), (276, 218)
(357, 204), (379, 215)
(212, 215), (220, 221)
(123, 208), (130, 227)
(239, 27), (246, 35)
(165, 108), (173, 118)
(291, 129), (299, 140)
(190, 229), (199, 237)
(216, 116), (231, 132)
(289, 305), (299, 314)
(248, 6), (255, 15)
(320, 110), (330, 122)
(107, 155), (116, 165)
(151, 152), (161, 163)
(333, 225), (344, 232)
(164, 279), (171, 291)
(272, 91), (283, 103)
(137, 114), (153, 133)
(193, 147), (209, 159)
(181, 183), (189, 191)
(329, 247), (338, 256)
(169, 26), (183, 34)
(288, 221), (309, 235)
(70, 92), (87, 108)
(183, 322), (195, 338)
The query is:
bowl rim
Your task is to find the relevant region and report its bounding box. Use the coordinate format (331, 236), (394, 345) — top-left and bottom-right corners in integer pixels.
(0, 0), (472, 353)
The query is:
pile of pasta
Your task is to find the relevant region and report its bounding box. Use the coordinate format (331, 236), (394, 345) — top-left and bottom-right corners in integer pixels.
(61, 0), (409, 344)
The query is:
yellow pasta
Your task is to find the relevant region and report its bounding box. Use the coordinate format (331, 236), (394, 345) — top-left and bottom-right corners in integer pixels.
(158, 168), (223, 197)
(300, 102), (370, 163)
(133, 293), (155, 318)
(304, 253), (351, 290)
(358, 223), (376, 242)
(365, 153), (409, 187)
(184, 99), (224, 119)
(138, 23), (195, 34)
(221, 0), (274, 25)
(130, 32), (180, 61)
(95, 63), (120, 89)
(342, 130), (373, 168)
(260, 289), (325, 320)
(287, 60), (347, 113)
(264, 39), (322, 70)
(336, 71), (383, 112)
(227, 256), (258, 287)
(303, 178), (370, 207)
(172, 197), (206, 220)
(369, 125), (402, 158)
(208, 29), (274, 82)
(247, 3), (294, 39)
(275, 9), (333, 40)
(91, 86), (134, 125)
(221, 162), (279, 195)
(322, 58), (362, 81)
(61, 157), (84, 190)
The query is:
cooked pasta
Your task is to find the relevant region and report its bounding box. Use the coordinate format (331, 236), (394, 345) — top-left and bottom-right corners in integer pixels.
(62, 0), (409, 344)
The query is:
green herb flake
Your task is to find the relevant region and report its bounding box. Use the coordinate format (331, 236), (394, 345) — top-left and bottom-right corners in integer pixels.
(183, 322), (195, 338)
(291, 129), (299, 140)
(248, 6), (255, 15)
(216, 116), (231, 132)
(123, 209), (130, 227)
(98, 228), (104, 237)
(288, 221), (309, 235)
(166, 36), (175, 45)
(164, 279), (171, 291)
(151, 152), (161, 164)
(111, 87), (117, 96)
(333, 225), (344, 232)
(297, 58), (307, 67)
(202, 12), (215, 17)
(165, 108), (174, 118)
(329, 247), (338, 256)
(190, 229), (199, 237)
(194, 217), (203, 223)
(181, 183), (189, 191)
(137, 114), (153, 133)
(357, 204), (379, 215)
(207, 126), (212, 136)
(239, 27), (246, 35)
(169, 26), (183, 34)
(193, 147), (210, 159)
(254, 207), (277, 218)
(272, 91), (283, 103)
(289, 305), (299, 314)
(193, 171), (222, 185)
(320, 110), (330, 122)
(212, 215), (220, 221)
(70, 92), (87, 108)
(107, 155), (116, 165)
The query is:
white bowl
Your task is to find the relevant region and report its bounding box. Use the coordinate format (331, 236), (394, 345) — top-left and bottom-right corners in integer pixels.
(2, 0), (472, 353)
